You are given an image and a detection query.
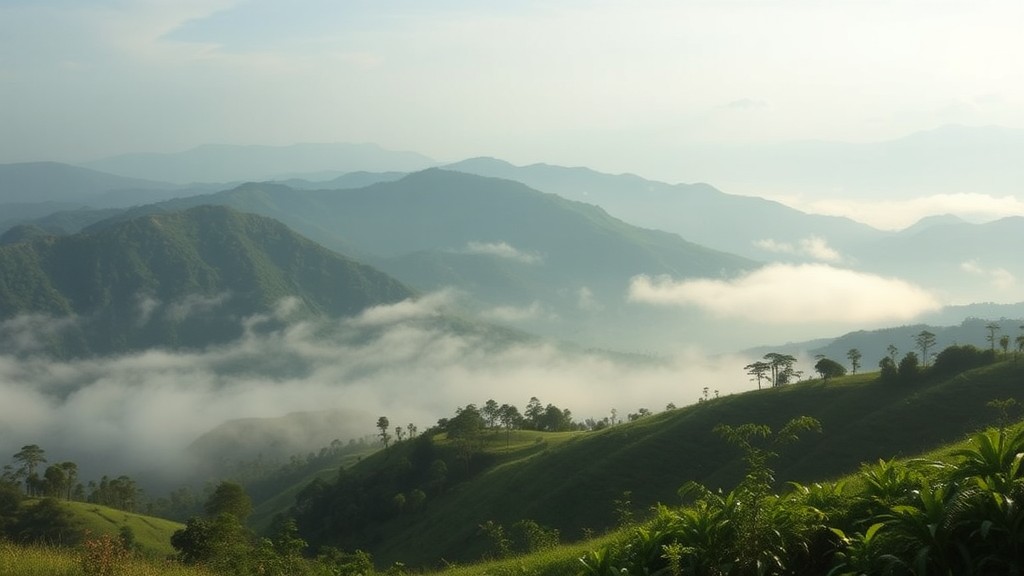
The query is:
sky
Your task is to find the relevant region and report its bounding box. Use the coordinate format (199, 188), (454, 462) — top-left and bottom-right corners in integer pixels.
(3, 0), (1024, 180)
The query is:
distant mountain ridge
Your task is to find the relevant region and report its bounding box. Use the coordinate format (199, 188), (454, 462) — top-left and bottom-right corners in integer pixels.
(0, 161), (171, 203)
(82, 142), (436, 184)
(0, 205), (413, 356)
(61, 169), (754, 351)
(444, 156), (886, 260)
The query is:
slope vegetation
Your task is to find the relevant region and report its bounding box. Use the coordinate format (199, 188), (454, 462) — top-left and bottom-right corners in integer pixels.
(284, 358), (1024, 568)
(0, 205), (413, 356)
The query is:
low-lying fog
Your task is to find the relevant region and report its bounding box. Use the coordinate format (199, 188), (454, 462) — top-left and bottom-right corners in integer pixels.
(0, 293), (756, 489)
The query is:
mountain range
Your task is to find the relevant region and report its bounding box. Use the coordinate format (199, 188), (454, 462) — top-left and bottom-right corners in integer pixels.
(3, 144), (1024, 353)
(81, 142), (435, 184)
(0, 205), (413, 356)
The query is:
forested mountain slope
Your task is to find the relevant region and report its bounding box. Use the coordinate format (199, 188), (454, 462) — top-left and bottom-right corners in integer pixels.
(0, 205), (413, 356)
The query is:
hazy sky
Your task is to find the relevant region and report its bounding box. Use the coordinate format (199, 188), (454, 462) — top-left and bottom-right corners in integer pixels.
(3, 0), (1024, 180)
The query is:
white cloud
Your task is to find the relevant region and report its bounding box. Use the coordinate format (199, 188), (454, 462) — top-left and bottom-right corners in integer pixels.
(350, 290), (454, 327)
(577, 286), (602, 311)
(480, 302), (547, 322)
(753, 236), (842, 263)
(961, 260), (1016, 291)
(628, 263), (941, 324)
(462, 241), (542, 264)
(165, 292), (231, 322)
(779, 193), (1024, 231)
(0, 296), (753, 485)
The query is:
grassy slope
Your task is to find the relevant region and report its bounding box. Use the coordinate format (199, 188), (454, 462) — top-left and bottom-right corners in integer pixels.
(410, 361), (1024, 575)
(0, 502), (189, 576)
(349, 359), (1024, 567)
(60, 500), (183, 558)
(0, 542), (214, 576)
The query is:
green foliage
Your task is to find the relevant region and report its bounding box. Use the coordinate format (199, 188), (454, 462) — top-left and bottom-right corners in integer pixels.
(815, 357), (847, 381)
(0, 205), (414, 357)
(203, 482), (252, 522)
(12, 499), (80, 546)
(931, 344), (996, 377)
(578, 422), (1024, 576)
(274, 357), (1024, 568)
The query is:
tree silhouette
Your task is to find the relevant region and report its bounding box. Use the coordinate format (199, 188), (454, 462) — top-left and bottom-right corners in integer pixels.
(814, 358), (847, 382)
(846, 348), (862, 374)
(763, 353), (797, 387)
(376, 416), (391, 448)
(13, 445), (46, 496)
(985, 322), (1001, 352)
(914, 331), (936, 367)
(744, 361), (771, 390)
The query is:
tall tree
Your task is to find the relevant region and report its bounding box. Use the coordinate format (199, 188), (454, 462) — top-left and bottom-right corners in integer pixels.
(58, 462), (77, 501)
(376, 416), (391, 448)
(846, 348), (862, 374)
(744, 361), (771, 390)
(12, 445), (46, 495)
(915, 330), (936, 367)
(999, 335), (1010, 356)
(482, 399), (500, 429)
(763, 353), (797, 387)
(524, 397), (544, 430)
(887, 344), (899, 363)
(985, 322), (1001, 352)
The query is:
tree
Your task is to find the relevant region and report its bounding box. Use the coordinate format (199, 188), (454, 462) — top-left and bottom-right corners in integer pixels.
(879, 356), (898, 383)
(763, 353), (797, 387)
(985, 322), (1001, 352)
(482, 399), (500, 429)
(204, 481), (252, 522)
(43, 464), (67, 499)
(58, 462), (77, 501)
(524, 397), (544, 429)
(846, 348), (862, 374)
(914, 330), (936, 367)
(999, 334), (1010, 356)
(376, 416), (391, 448)
(498, 404), (522, 447)
(814, 358), (847, 382)
(744, 361), (771, 390)
(12, 445), (46, 495)
(887, 344), (899, 363)
(1017, 333), (1024, 360)
(395, 426), (405, 443)
(898, 351), (921, 384)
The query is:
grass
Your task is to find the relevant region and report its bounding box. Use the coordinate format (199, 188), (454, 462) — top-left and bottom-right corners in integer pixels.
(61, 501), (184, 558)
(340, 358), (1024, 568)
(0, 541), (214, 576)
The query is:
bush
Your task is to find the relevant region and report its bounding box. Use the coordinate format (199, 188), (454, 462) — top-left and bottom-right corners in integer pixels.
(931, 344), (996, 377)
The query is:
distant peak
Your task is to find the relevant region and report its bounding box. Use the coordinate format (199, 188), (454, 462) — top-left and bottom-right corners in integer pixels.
(445, 157), (517, 170)
(901, 213), (967, 233)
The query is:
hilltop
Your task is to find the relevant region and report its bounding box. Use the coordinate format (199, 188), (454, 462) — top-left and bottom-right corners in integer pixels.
(0, 205), (413, 356)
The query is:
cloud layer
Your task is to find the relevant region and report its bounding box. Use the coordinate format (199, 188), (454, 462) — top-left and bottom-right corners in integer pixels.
(462, 241), (543, 264)
(629, 264), (941, 324)
(0, 294), (749, 487)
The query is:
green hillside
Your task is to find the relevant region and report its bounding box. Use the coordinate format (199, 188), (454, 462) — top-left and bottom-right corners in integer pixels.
(0, 205), (414, 356)
(61, 500), (183, 558)
(279, 357), (1024, 568)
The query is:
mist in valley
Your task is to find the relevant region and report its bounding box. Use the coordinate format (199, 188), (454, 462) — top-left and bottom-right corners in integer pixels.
(0, 291), (759, 491)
